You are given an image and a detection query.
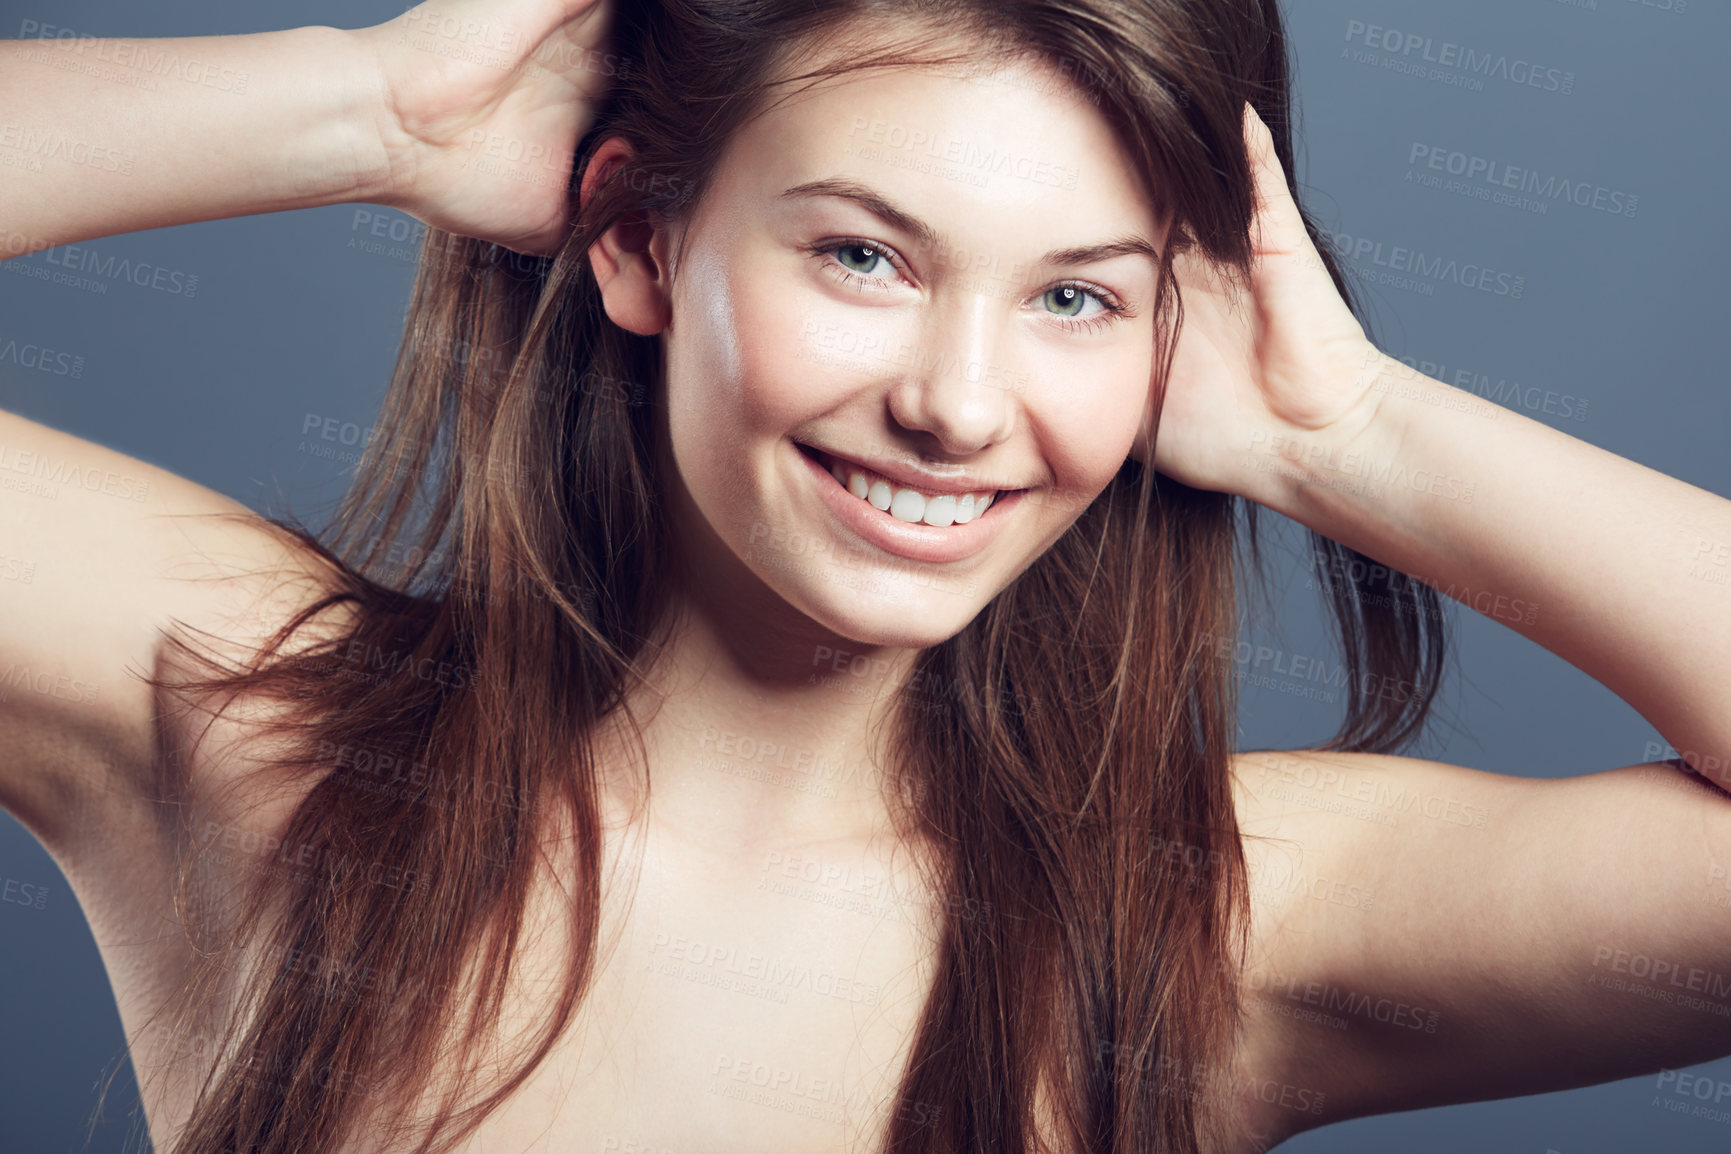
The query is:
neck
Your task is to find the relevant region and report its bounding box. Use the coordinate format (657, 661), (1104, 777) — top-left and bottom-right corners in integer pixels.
(597, 529), (923, 860)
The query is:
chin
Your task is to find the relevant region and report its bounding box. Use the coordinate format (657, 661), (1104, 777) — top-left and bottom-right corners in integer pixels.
(770, 568), (990, 650)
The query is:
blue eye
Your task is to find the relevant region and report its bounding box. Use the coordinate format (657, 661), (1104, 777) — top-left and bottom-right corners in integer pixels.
(809, 238), (1132, 333)
(834, 242), (892, 278)
(1036, 282), (1129, 333)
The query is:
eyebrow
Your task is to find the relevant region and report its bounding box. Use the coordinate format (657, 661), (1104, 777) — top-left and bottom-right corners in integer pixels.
(779, 177), (1161, 268)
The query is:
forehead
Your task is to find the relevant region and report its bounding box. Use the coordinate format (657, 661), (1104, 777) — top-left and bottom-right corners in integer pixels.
(700, 40), (1165, 258)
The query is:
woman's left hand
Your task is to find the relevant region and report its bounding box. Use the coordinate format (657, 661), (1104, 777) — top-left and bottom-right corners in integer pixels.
(1132, 103), (1386, 498)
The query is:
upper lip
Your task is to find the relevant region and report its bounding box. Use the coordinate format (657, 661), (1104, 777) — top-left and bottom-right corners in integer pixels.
(800, 443), (1021, 497)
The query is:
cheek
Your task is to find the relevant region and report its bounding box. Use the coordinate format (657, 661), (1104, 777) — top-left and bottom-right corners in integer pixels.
(660, 249), (851, 529)
(662, 249), (794, 490)
(673, 249), (844, 433)
(1029, 349), (1151, 488)
(776, 294), (916, 399)
(664, 243), (743, 420)
(728, 281), (833, 427)
(658, 250), (756, 531)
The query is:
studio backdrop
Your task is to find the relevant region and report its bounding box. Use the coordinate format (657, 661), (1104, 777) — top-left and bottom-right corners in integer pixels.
(0, 1), (1724, 1152)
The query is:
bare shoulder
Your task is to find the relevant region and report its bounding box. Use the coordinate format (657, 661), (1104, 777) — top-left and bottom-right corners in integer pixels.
(0, 402), (358, 871)
(0, 416), (360, 1139)
(49, 480), (357, 898)
(1222, 746), (1731, 1150)
(0, 400), (390, 1135)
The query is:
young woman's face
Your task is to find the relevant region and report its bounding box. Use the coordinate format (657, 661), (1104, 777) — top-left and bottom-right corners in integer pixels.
(621, 48), (1166, 649)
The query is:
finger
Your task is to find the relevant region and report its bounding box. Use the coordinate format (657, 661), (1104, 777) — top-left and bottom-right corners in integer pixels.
(539, 0), (614, 47)
(1241, 103), (1312, 260)
(530, 0), (618, 87)
(423, 0), (611, 56)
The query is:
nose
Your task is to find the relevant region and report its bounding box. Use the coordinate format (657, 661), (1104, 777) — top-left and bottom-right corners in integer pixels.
(885, 288), (1018, 457)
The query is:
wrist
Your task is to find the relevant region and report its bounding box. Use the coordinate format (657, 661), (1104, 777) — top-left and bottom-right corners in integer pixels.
(1232, 345), (1401, 513)
(1247, 349), (1504, 528)
(286, 25), (401, 210)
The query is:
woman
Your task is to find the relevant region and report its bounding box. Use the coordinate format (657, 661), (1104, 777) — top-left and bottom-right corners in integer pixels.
(2, 0), (1728, 1151)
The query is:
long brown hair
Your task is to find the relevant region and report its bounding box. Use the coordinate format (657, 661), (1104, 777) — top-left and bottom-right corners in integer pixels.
(127, 2), (1449, 1151)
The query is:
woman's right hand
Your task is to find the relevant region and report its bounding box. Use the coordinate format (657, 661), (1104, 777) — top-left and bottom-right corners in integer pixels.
(359, 0), (620, 256)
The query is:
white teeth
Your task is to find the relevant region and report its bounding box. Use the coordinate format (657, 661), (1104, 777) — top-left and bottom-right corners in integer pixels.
(922, 494), (957, 527)
(822, 454), (998, 528)
(889, 488), (926, 523)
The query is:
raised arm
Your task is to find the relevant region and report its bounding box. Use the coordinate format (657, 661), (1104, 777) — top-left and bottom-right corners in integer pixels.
(1, 0), (616, 258)
(0, 24), (387, 254)
(1155, 107), (1731, 786)
(1158, 106), (1731, 1147)
(1227, 748), (1731, 1148)
(1218, 270), (1731, 1144)
(0, 0), (616, 863)
(1247, 349), (1731, 791)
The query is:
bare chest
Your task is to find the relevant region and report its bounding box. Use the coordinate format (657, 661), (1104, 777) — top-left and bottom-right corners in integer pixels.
(430, 820), (948, 1154)
(101, 737), (1286, 1154)
(102, 812), (946, 1153)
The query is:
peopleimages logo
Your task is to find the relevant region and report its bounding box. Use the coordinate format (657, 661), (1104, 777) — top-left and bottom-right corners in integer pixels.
(1385, 353), (1589, 425)
(30, 242), (199, 297)
(1342, 20), (1575, 95)
(17, 20), (250, 94)
(0, 336), (84, 378)
(846, 116), (1081, 191)
(0, 440), (150, 502)
(1326, 231), (1525, 300)
(0, 124), (136, 175)
(1408, 143), (1638, 219)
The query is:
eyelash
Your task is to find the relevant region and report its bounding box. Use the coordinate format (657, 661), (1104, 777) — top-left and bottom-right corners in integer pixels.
(806, 238), (1134, 335)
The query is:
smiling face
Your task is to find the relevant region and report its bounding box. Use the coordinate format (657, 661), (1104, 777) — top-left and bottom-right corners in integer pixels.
(592, 38), (1168, 651)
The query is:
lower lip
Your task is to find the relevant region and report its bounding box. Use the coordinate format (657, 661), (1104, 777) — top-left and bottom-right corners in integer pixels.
(795, 443), (1023, 565)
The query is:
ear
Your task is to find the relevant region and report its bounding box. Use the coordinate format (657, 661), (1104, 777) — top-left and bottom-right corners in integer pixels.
(580, 137), (674, 337)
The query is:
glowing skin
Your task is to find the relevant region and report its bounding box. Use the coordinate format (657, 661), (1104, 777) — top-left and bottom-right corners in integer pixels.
(584, 41), (1169, 845)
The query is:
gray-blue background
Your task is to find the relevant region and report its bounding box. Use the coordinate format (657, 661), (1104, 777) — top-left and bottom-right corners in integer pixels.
(0, 1), (1723, 1151)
